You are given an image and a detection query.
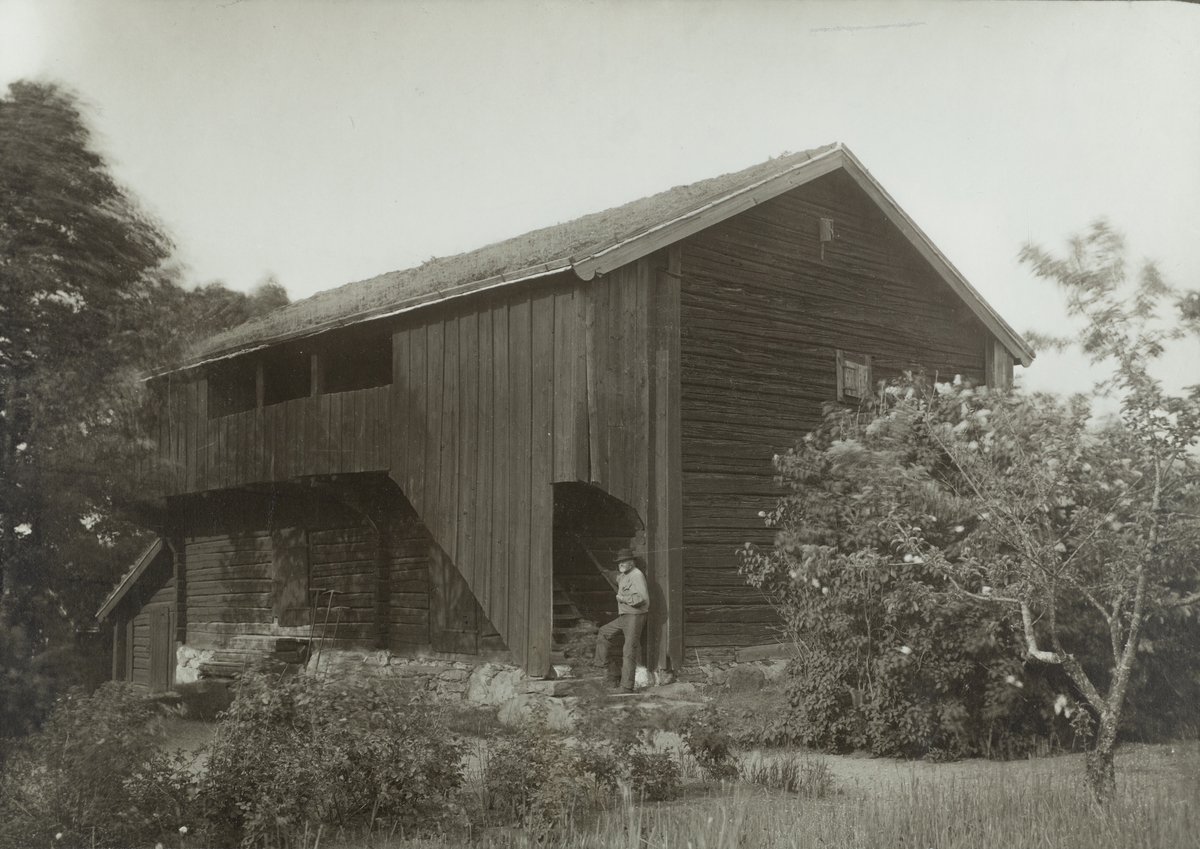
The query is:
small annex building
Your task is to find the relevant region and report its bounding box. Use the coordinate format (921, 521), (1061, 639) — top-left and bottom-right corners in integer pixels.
(97, 143), (1033, 685)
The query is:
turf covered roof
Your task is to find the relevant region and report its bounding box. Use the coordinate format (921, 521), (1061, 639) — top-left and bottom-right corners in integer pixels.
(183, 142), (1034, 368)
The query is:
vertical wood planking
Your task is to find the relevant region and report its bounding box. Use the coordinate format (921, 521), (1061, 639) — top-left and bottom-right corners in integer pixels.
(289, 398), (304, 480)
(507, 297), (532, 666)
(571, 287), (590, 482)
(648, 247), (685, 669)
(422, 322), (443, 525)
(529, 292), (555, 675)
(490, 303), (511, 641)
(409, 326), (429, 517)
(584, 285), (604, 487)
(224, 408), (236, 488)
(312, 392), (327, 475)
(355, 388), (367, 473)
(254, 403), (264, 484)
(356, 389), (370, 472)
(217, 415), (229, 490)
(607, 271), (625, 500)
(439, 317), (460, 563)
(183, 383), (197, 493)
(552, 289), (574, 481)
(171, 383), (184, 492)
(341, 390), (352, 473)
(206, 418), (218, 489)
(317, 391), (329, 475)
(636, 261), (651, 506)
(264, 404), (277, 482)
(231, 409), (242, 487)
(457, 312), (479, 588)
(391, 329), (410, 486)
(196, 379), (208, 491)
(329, 391), (344, 474)
(475, 308), (495, 619)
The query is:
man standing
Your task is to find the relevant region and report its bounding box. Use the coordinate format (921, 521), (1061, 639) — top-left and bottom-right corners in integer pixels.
(593, 548), (649, 692)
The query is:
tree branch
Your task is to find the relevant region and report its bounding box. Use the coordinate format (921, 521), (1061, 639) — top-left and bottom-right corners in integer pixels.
(1020, 602), (1063, 664)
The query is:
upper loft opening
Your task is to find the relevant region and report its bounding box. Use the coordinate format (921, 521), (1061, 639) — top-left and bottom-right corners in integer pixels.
(322, 331), (392, 394)
(205, 330), (392, 420)
(261, 345), (311, 407)
(207, 357), (256, 419)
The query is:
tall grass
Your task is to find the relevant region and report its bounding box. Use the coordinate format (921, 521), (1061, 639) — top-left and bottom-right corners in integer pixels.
(462, 756), (1200, 849)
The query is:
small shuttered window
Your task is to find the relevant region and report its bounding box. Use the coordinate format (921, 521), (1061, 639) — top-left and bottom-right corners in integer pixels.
(836, 350), (872, 402)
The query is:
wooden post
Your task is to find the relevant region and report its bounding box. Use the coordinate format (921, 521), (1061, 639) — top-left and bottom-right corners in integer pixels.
(310, 352), (324, 397)
(168, 537), (186, 646)
(985, 338), (1014, 390)
(255, 363), (265, 409)
(646, 246), (684, 671)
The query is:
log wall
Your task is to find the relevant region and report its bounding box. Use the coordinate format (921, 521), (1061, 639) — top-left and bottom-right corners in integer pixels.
(678, 170), (992, 659)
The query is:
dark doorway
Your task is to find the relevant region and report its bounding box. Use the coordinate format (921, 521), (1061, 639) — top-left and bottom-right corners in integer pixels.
(552, 482), (643, 642)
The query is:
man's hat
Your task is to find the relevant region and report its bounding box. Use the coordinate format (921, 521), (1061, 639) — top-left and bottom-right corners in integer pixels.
(615, 548), (636, 564)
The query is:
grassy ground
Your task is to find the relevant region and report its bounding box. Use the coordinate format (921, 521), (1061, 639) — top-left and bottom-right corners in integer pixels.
(283, 741), (1197, 849)
(152, 682), (1199, 849)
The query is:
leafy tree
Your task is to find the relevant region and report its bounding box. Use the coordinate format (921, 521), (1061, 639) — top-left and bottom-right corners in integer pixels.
(0, 80), (289, 738)
(1, 79), (172, 641)
(739, 392), (1087, 761)
(742, 222), (1200, 800)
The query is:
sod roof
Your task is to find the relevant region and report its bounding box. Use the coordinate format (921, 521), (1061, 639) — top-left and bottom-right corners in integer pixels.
(186, 143), (840, 366)
(183, 142), (1034, 368)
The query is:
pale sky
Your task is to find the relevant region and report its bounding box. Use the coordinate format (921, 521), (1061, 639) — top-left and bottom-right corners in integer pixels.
(2, 0), (1198, 397)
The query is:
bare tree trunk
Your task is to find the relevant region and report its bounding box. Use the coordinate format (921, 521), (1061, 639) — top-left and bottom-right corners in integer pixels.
(1086, 710), (1118, 802)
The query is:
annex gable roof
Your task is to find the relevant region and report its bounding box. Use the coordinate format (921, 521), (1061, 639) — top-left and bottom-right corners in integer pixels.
(96, 537), (167, 622)
(183, 143), (1033, 370)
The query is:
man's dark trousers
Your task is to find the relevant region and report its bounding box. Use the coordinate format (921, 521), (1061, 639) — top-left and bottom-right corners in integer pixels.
(594, 612), (647, 690)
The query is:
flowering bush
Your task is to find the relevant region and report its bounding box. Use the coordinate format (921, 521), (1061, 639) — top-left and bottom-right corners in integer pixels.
(740, 380), (1110, 759)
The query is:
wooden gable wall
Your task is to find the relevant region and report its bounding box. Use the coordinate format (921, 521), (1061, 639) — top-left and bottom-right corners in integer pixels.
(388, 254), (680, 675)
(678, 169), (994, 659)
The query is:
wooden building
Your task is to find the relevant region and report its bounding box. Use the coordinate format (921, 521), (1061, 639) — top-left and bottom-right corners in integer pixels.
(97, 143), (1033, 683)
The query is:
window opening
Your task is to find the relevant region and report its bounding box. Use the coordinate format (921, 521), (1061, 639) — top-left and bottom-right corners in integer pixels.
(836, 350), (872, 402)
(262, 347), (311, 407)
(207, 358), (256, 418)
(323, 333), (392, 394)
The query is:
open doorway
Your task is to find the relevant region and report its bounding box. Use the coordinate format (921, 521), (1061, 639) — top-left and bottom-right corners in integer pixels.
(551, 482), (643, 645)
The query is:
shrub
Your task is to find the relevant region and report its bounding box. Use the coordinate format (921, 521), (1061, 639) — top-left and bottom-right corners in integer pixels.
(0, 682), (179, 849)
(193, 673), (463, 846)
(681, 706), (740, 782)
(479, 717), (614, 829)
(628, 749), (681, 801)
(739, 387), (1108, 760)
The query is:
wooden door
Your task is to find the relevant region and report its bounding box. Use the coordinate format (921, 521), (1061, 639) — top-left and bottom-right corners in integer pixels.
(429, 543), (479, 654)
(148, 606), (175, 692)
